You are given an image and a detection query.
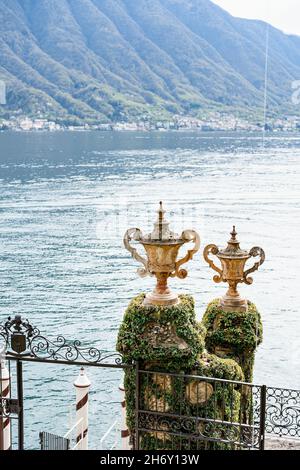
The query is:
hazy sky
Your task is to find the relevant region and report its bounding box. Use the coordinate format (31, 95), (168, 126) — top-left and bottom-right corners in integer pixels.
(212, 0), (300, 36)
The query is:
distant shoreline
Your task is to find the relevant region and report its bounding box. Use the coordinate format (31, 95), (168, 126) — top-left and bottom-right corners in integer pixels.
(1, 128), (300, 134)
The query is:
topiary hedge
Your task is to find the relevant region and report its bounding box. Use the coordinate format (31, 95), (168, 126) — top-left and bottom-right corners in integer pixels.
(117, 295), (262, 449)
(202, 299), (263, 381)
(117, 294), (205, 370)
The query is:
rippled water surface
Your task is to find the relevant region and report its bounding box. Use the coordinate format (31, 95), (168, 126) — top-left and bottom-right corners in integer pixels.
(0, 130), (300, 449)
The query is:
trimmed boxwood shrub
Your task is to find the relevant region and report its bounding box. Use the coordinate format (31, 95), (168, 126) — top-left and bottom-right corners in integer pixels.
(202, 299), (263, 381)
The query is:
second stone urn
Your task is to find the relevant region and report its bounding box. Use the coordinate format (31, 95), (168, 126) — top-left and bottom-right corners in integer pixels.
(124, 202), (200, 306)
(203, 227), (265, 312)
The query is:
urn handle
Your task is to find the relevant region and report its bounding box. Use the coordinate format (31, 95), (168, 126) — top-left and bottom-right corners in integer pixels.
(173, 230), (200, 279)
(243, 247), (265, 285)
(203, 244), (223, 283)
(123, 228), (149, 278)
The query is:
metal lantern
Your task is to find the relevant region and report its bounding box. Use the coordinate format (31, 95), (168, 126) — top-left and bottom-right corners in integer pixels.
(124, 202), (200, 306)
(203, 227), (265, 312)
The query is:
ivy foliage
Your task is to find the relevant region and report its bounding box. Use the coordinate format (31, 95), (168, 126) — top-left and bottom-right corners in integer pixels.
(117, 294), (205, 370)
(118, 295), (261, 449)
(202, 300), (263, 353)
(202, 299), (263, 381)
(193, 352), (244, 382)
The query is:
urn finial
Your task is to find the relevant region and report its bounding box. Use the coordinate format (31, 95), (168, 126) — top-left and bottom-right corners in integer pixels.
(230, 226), (237, 241)
(203, 228), (265, 312)
(149, 201), (176, 242)
(124, 203), (200, 306)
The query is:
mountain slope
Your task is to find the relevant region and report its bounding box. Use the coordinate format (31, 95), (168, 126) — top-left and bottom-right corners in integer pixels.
(0, 0), (299, 123)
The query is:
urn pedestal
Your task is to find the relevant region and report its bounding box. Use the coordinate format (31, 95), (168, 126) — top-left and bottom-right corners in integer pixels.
(119, 211), (265, 449)
(117, 295), (246, 450)
(202, 300), (263, 382)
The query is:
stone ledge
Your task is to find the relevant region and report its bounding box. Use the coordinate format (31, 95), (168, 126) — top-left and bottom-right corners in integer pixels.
(265, 437), (300, 450)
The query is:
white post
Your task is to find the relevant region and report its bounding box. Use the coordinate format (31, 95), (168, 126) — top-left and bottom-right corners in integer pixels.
(0, 358), (11, 451)
(74, 368), (91, 450)
(119, 380), (130, 450)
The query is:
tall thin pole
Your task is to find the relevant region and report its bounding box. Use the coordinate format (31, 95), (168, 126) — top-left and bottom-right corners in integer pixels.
(0, 359), (11, 451)
(0, 359), (4, 451)
(262, 23), (270, 147)
(135, 361), (139, 451)
(74, 368), (91, 450)
(16, 360), (24, 450)
(119, 378), (130, 450)
(259, 385), (267, 450)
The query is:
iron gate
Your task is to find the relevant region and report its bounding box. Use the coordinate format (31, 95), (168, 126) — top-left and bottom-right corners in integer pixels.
(0, 315), (133, 450)
(135, 368), (266, 450)
(1, 315), (300, 450)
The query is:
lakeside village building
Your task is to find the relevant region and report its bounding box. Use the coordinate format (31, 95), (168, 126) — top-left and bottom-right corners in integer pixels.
(1, 113), (300, 133)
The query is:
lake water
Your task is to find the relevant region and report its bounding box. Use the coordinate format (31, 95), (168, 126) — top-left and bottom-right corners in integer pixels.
(0, 130), (300, 449)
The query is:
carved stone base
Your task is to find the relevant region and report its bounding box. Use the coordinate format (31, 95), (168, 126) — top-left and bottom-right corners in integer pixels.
(143, 290), (179, 307)
(143, 272), (180, 306)
(219, 294), (248, 313)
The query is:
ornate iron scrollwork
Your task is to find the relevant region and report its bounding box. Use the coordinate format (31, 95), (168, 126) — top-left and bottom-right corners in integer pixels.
(0, 315), (37, 353)
(0, 315), (124, 366)
(138, 411), (260, 449)
(265, 387), (300, 438)
(0, 398), (13, 419)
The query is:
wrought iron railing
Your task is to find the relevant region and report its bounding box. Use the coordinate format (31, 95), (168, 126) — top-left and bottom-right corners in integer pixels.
(0, 315), (125, 367)
(265, 386), (300, 439)
(1, 315), (300, 450)
(136, 369), (266, 450)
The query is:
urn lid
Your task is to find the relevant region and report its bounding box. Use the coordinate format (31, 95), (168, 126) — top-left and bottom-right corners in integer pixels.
(141, 202), (184, 245)
(217, 227), (251, 260)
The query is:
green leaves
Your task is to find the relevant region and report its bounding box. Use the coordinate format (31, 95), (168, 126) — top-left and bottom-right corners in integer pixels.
(1, 0), (300, 121)
(202, 299), (263, 381)
(116, 294), (204, 369)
